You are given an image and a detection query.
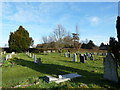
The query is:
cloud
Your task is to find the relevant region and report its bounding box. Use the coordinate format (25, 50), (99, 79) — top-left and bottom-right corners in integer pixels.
(2, 2), (68, 24)
(89, 16), (101, 25)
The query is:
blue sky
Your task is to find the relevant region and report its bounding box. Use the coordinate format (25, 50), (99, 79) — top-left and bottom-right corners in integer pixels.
(1, 2), (118, 47)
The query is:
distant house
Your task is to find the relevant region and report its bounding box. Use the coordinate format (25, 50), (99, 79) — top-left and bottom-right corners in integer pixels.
(99, 45), (109, 50)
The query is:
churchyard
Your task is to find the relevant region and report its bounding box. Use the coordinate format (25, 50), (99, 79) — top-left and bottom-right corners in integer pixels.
(0, 50), (120, 89)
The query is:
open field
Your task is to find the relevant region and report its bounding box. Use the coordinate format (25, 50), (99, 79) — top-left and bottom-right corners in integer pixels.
(2, 52), (120, 89)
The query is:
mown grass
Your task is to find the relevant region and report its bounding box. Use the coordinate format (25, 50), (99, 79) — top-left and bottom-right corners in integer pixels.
(2, 52), (120, 89)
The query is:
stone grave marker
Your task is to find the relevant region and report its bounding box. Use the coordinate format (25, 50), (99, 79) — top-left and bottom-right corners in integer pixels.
(36, 58), (41, 64)
(97, 52), (100, 56)
(73, 53), (77, 62)
(9, 54), (12, 59)
(64, 53), (67, 57)
(90, 54), (94, 60)
(11, 52), (15, 55)
(2, 57), (4, 64)
(92, 52), (94, 55)
(29, 53), (32, 58)
(80, 54), (85, 63)
(84, 54), (87, 60)
(67, 52), (70, 57)
(34, 55), (37, 63)
(3, 51), (6, 54)
(104, 53), (118, 83)
(32, 54), (34, 58)
(6, 55), (8, 60)
(86, 52), (89, 56)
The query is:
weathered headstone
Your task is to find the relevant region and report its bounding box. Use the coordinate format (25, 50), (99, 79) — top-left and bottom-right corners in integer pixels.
(86, 52), (89, 56)
(104, 53), (118, 83)
(29, 53), (32, 58)
(9, 54), (12, 59)
(73, 53), (77, 62)
(90, 54), (94, 60)
(44, 51), (46, 54)
(11, 52), (15, 55)
(80, 54), (85, 63)
(3, 51), (6, 54)
(32, 54), (34, 58)
(84, 54), (87, 60)
(34, 55), (37, 63)
(6, 55), (8, 60)
(92, 52), (94, 55)
(36, 58), (41, 64)
(97, 52), (100, 56)
(2, 57), (4, 64)
(67, 52), (70, 57)
(64, 53), (67, 57)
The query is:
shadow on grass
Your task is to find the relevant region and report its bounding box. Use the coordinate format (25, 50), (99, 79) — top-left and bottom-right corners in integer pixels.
(12, 57), (120, 89)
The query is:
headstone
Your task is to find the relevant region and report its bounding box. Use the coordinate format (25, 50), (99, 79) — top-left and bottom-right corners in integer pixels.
(44, 76), (58, 83)
(3, 51), (6, 54)
(80, 54), (85, 63)
(90, 55), (94, 60)
(103, 53), (107, 56)
(36, 58), (41, 64)
(86, 52), (89, 56)
(47, 50), (51, 53)
(67, 52), (70, 57)
(1, 52), (3, 56)
(44, 51), (47, 54)
(9, 54), (12, 59)
(97, 52), (100, 56)
(52, 50), (55, 53)
(92, 52), (94, 55)
(32, 54), (34, 58)
(29, 53), (32, 58)
(6, 55), (8, 60)
(11, 52), (15, 55)
(84, 54), (87, 60)
(44, 73), (82, 84)
(2, 57), (4, 64)
(73, 53), (77, 62)
(34, 55), (37, 63)
(64, 53), (67, 57)
(104, 53), (118, 83)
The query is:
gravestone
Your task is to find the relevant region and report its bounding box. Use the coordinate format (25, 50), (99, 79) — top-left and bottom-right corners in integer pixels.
(92, 52), (94, 55)
(104, 53), (118, 83)
(86, 52), (89, 56)
(67, 52), (70, 57)
(44, 51), (47, 55)
(80, 54), (85, 63)
(64, 53), (67, 57)
(2, 57), (4, 64)
(34, 55), (37, 63)
(36, 58), (41, 64)
(0, 52), (2, 56)
(3, 51), (6, 54)
(9, 54), (12, 59)
(103, 53), (107, 56)
(29, 53), (32, 58)
(84, 54), (87, 60)
(11, 52), (15, 55)
(90, 54), (94, 60)
(44, 75), (58, 83)
(6, 55), (8, 60)
(32, 54), (34, 58)
(97, 52), (100, 56)
(73, 53), (77, 62)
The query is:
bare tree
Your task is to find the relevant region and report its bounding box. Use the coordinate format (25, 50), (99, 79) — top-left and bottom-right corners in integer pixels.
(42, 36), (48, 43)
(53, 24), (66, 42)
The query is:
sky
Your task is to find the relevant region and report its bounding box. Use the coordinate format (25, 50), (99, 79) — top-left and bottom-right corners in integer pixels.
(0, 1), (118, 47)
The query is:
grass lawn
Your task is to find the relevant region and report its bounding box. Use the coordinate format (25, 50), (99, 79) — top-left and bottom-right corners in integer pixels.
(2, 52), (120, 89)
